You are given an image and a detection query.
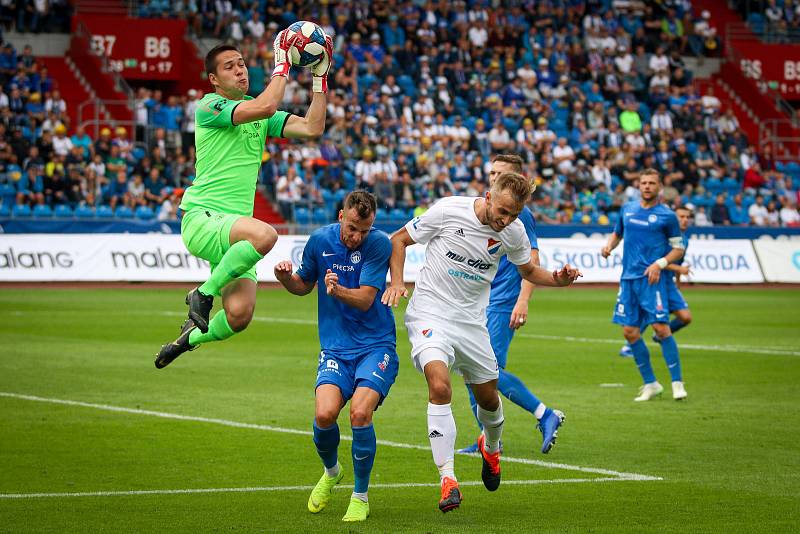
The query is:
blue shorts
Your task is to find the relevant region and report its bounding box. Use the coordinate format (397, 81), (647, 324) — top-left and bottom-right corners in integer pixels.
(487, 310), (515, 369)
(664, 275), (689, 312)
(612, 277), (670, 328)
(315, 347), (399, 404)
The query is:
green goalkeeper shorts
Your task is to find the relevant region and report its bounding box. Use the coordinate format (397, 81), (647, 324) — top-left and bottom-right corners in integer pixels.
(180, 209), (258, 283)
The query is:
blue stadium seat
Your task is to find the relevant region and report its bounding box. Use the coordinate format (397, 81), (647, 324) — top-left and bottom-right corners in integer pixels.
(135, 205), (154, 220)
(705, 178), (723, 195)
(0, 183), (15, 204)
(12, 204), (32, 217)
(294, 206), (311, 224)
(311, 207), (329, 224)
(722, 177), (740, 195)
(390, 208), (408, 221)
(54, 204), (73, 218)
(96, 205), (114, 218)
(75, 205), (96, 218)
(115, 205), (134, 219)
(32, 204), (52, 217)
(0, 203), (10, 217)
(607, 211), (620, 224)
(376, 208), (390, 221)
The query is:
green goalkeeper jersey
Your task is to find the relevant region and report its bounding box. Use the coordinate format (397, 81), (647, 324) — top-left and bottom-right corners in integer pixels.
(180, 92), (289, 216)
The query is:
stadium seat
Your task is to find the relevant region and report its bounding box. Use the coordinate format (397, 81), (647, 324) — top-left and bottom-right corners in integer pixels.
(96, 205), (114, 218)
(32, 204), (53, 217)
(376, 208), (390, 221)
(0, 183), (14, 205)
(54, 204), (73, 218)
(705, 178), (724, 195)
(134, 205), (154, 220)
(0, 203), (10, 217)
(12, 204), (32, 217)
(115, 205), (134, 219)
(312, 207), (329, 224)
(294, 206), (311, 224)
(722, 177), (740, 195)
(390, 208), (408, 221)
(75, 205), (96, 218)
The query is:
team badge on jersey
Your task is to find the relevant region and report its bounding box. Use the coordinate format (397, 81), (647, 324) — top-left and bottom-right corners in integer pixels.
(350, 251), (361, 264)
(648, 214), (658, 223)
(422, 328), (433, 338)
(487, 238), (501, 255)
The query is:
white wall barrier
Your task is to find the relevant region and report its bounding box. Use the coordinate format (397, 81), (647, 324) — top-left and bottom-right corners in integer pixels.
(752, 240), (800, 283)
(0, 233), (771, 283)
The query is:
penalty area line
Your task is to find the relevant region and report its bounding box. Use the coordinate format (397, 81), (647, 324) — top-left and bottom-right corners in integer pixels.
(0, 477), (646, 500)
(0, 392), (661, 482)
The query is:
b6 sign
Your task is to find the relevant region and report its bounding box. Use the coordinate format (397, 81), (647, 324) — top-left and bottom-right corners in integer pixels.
(76, 15), (186, 81)
(734, 41), (800, 100)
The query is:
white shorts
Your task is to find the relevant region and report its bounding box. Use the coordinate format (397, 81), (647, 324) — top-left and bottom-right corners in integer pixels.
(404, 305), (498, 384)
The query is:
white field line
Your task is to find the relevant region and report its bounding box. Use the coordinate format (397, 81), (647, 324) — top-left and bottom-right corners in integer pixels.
(0, 477), (639, 500)
(0, 392), (660, 484)
(6, 309), (800, 356)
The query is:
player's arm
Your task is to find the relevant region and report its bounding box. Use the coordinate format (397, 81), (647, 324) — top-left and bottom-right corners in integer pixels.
(517, 260), (582, 287)
(282, 91), (326, 138)
(601, 232), (622, 258)
(283, 33), (331, 139)
(510, 249), (539, 330)
(644, 214), (685, 284)
(324, 269), (378, 312)
(380, 227), (415, 307)
(231, 76), (288, 125)
(274, 261), (315, 295)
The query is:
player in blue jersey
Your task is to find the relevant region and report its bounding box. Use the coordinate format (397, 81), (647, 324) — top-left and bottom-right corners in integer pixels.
(274, 191), (398, 523)
(619, 205), (693, 357)
(601, 169), (688, 401)
(458, 154), (565, 455)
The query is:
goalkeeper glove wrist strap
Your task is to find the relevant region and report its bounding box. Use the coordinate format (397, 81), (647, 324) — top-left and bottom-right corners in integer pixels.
(272, 64), (290, 78)
(313, 75), (328, 93)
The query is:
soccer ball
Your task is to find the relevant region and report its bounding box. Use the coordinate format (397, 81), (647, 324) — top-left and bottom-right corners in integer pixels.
(285, 21), (329, 68)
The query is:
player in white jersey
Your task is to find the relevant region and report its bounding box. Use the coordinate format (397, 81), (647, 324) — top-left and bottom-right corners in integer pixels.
(381, 172), (581, 513)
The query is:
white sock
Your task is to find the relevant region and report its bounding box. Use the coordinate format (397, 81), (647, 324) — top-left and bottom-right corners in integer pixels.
(534, 403), (547, 420)
(351, 491), (368, 502)
(477, 399), (504, 454)
(325, 463), (340, 478)
(428, 402), (457, 480)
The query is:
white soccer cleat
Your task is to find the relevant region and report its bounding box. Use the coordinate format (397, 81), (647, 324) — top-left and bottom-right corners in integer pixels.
(672, 381), (688, 401)
(634, 382), (664, 402)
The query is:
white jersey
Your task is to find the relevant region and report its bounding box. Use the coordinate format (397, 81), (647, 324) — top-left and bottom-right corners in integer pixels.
(406, 196), (530, 322)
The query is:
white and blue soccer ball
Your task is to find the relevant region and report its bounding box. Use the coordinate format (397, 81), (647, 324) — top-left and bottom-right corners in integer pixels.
(286, 21), (328, 68)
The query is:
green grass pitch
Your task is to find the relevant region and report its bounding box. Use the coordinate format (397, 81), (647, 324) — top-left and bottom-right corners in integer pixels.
(1, 286), (799, 533)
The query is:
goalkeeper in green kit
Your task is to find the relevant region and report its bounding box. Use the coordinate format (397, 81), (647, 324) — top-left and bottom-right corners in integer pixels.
(155, 29), (333, 368)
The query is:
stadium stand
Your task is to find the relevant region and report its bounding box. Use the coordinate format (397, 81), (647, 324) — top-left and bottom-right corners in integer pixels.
(0, 1), (798, 229)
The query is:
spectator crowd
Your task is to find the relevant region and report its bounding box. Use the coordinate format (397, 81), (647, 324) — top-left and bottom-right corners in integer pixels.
(1, 0), (799, 229)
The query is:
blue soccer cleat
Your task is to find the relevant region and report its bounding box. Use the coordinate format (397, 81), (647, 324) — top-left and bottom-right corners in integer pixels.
(619, 344), (633, 357)
(537, 408), (565, 454)
(457, 442), (479, 454)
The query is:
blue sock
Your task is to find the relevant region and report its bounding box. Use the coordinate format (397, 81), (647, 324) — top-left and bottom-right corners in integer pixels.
(351, 424), (376, 494)
(466, 384), (483, 431)
(312, 421), (339, 470)
(660, 335), (682, 382)
(669, 318), (686, 334)
(630, 338), (657, 384)
(497, 369), (542, 416)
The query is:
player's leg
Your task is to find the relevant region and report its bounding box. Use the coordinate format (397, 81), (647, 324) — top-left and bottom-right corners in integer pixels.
(422, 355), (462, 512)
(189, 215), (277, 331)
(308, 352), (351, 514)
(615, 279), (662, 400)
(470, 380), (503, 491)
(342, 350), (399, 522)
(652, 320), (686, 400)
(670, 308), (692, 334)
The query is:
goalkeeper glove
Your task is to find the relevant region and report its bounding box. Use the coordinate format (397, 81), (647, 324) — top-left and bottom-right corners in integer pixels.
(272, 29), (297, 78)
(311, 35), (333, 93)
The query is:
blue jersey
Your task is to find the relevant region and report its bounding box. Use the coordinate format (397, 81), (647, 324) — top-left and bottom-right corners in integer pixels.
(487, 206), (540, 313)
(615, 202), (681, 280)
(296, 224), (396, 358)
